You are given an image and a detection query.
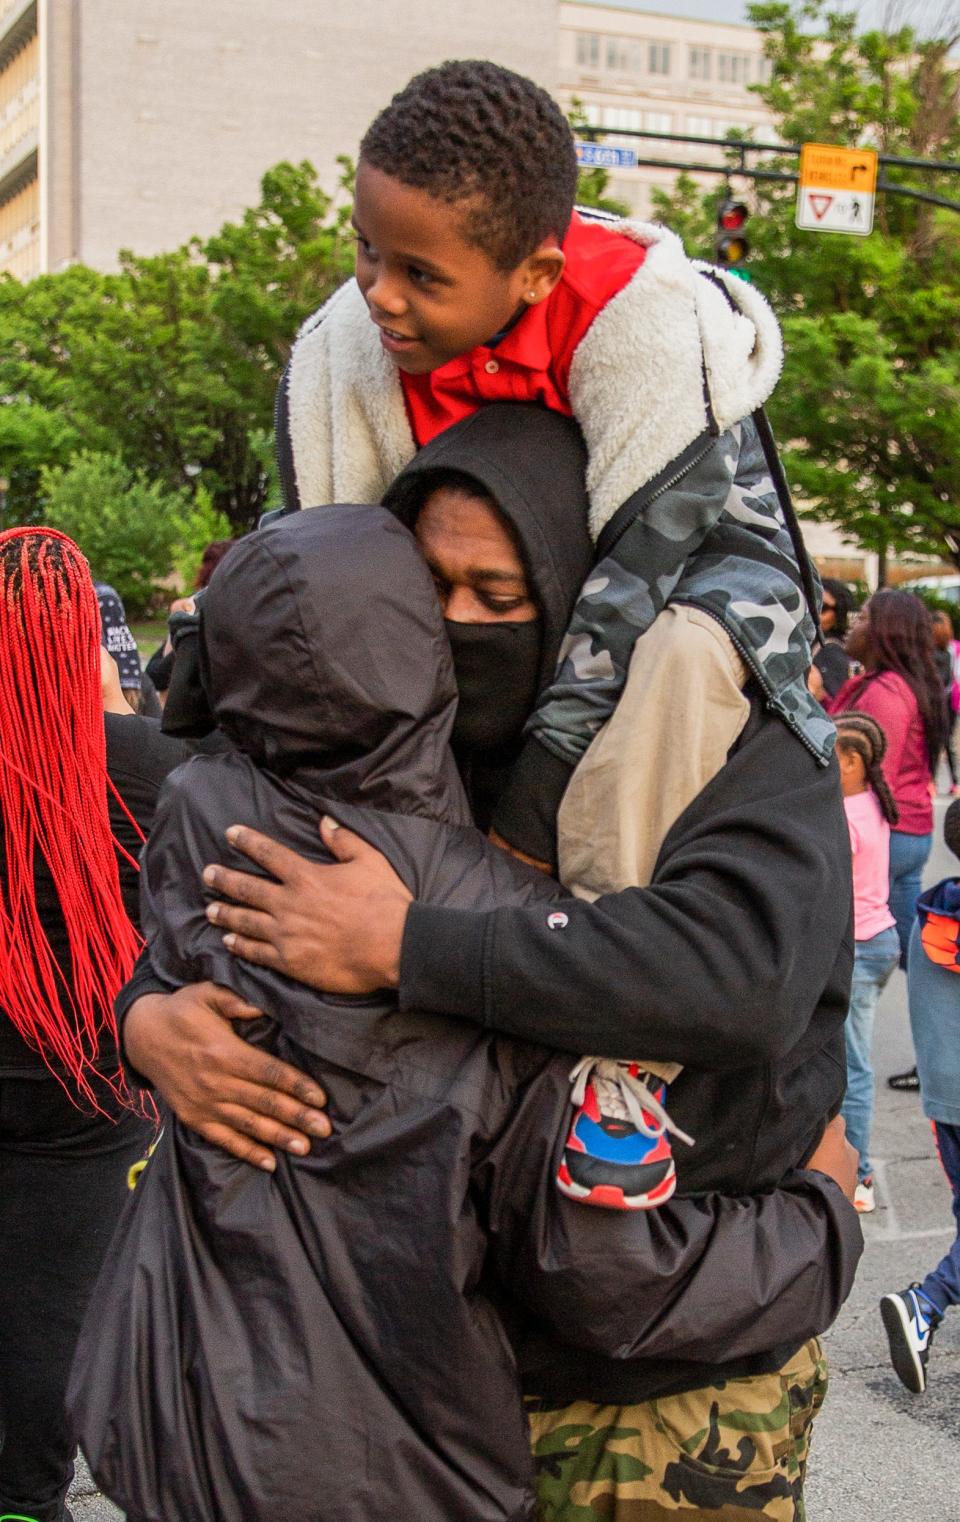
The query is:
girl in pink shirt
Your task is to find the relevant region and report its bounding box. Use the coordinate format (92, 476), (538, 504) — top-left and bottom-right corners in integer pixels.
(828, 590), (946, 975)
(835, 711), (901, 1213)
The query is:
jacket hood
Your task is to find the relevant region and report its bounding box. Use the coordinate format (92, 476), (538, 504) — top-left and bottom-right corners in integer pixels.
(381, 404), (593, 693)
(201, 504), (465, 818)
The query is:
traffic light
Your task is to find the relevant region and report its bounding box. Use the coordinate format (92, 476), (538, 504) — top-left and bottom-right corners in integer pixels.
(715, 197), (750, 270)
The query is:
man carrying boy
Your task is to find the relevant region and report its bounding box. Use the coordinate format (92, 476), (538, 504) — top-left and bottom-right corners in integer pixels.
(882, 798), (960, 1393)
(122, 61), (855, 1520)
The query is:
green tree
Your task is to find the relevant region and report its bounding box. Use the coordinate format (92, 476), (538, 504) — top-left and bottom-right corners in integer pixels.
(169, 483), (234, 596)
(568, 100), (632, 217)
(651, 2), (960, 572)
(0, 159), (355, 533)
(41, 451), (190, 615)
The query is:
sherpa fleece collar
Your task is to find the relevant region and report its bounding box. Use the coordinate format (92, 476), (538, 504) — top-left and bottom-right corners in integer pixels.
(285, 219), (783, 544)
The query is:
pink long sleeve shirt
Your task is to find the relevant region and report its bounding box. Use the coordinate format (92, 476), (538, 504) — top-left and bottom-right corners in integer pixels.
(828, 670), (933, 835)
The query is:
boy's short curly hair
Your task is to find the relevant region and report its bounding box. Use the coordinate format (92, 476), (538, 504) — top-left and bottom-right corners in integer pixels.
(946, 797), (960, 862)
(359, 60), (579, 270)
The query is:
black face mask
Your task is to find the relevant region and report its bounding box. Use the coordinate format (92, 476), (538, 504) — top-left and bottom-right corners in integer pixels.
(445, 620), (542, 759)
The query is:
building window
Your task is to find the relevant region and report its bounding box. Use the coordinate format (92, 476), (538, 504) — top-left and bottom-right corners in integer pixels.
(716, 52), (750, 84)
(576, 32), (600, 69)
(645, 111), (672, 133)
(689, 46), (711, 80)
(581, 102), (602, 126)
(755, 54), (773, 83)
(603, 106), (643, 130)
(648, 43), (671, 75)
(603, 37), (642, 74)
(685, 115), (744, 140)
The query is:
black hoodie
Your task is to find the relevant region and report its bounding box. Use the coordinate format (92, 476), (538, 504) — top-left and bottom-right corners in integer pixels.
(382, 404), (594, 835)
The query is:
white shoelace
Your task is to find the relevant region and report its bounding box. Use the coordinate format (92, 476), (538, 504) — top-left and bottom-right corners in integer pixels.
(568, 1057), (695, 1147)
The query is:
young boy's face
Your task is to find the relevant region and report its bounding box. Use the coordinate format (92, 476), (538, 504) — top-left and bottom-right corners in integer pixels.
(352, 162), (563, 375)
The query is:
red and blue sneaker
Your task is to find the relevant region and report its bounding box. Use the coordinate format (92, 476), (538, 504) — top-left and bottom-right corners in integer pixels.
(556, 1058), (694, 1211)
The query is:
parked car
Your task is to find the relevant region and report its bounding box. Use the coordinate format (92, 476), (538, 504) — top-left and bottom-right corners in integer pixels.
(899, 574), (960, 605)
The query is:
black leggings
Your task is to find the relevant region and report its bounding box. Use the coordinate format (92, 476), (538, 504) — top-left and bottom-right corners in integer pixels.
(0, 1070), (152, 1522)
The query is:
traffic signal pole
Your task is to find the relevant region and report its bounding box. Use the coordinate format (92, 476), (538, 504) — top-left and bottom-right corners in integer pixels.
(577, 126), (960, 216)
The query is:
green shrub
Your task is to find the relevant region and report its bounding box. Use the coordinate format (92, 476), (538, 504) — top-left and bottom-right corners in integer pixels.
(170, 484), (234, 595)
(40, 451), (190, 616)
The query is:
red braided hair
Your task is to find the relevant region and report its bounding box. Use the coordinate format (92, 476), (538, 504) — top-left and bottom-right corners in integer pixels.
(0, 528), (143, 1110)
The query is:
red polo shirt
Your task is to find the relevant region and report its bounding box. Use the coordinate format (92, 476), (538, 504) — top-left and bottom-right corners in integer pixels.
(400, 212), (646, 447)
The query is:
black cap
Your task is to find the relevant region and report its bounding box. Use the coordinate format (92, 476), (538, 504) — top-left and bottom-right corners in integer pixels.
(94, 582), (141, 689)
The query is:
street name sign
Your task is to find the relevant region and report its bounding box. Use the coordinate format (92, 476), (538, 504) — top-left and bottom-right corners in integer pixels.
(576, 140), (638, 170)
(796, 142), (878, 236)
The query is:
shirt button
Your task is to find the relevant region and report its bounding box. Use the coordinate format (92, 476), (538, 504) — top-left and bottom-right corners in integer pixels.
(484, 358), (499, 374)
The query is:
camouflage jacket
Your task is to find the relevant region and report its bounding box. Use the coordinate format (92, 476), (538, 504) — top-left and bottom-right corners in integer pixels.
(275, 220), (834, 780)
(535, 413), (835, 773)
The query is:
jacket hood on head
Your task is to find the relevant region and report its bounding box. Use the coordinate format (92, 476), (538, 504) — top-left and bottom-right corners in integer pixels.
(201, 504), (465, 818)
(382, 404), (594, 693)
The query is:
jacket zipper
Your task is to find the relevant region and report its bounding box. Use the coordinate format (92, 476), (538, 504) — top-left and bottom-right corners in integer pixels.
(682, 601), (834, 767)
(595, 431), (715, 563)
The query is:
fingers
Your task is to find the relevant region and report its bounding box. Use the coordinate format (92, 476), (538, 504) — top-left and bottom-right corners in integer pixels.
(203, 862), (278, 911)
(199, 982), (264, 1022)
(206, 901), (275, 941)
(320, 815), (366, 862)
(191, 1081), (331, 1173)
(224, 825), (310, 882)
(221, 931), (284, 970)
(195, 1121), (279, 1173)
(221, 1032), (329, 1112)
(228, 1078), (331, 1140)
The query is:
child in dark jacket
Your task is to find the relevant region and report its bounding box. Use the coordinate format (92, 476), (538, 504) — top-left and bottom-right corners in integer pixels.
(882, 798), (960, 1393)
(71, 476), (859, 1522)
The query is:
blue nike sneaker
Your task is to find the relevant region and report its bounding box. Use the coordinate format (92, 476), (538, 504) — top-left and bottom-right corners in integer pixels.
(880, 1284), (943, 1393)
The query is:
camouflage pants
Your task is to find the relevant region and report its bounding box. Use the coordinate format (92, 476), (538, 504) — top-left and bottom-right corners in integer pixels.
(527, 1338), (828, 1522)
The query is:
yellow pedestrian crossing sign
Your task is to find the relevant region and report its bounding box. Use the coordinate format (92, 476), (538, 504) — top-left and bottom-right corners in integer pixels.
(796, 143), (878, 236)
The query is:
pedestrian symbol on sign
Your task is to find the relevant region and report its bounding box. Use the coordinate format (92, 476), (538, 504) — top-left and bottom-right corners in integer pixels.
(797, 142), (877, 236)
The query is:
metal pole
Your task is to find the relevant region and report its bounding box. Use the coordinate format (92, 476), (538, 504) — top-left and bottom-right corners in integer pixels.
(577, 126), (960, 212)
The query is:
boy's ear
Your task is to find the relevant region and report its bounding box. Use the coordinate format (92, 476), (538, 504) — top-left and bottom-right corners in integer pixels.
(521, 243), (565, 304)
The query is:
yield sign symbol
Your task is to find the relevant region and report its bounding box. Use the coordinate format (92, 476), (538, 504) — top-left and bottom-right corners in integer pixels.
(809, 193), (833, 220)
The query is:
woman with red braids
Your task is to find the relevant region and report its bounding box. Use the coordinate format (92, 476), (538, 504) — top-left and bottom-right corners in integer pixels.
(0, 529), (186, 1522)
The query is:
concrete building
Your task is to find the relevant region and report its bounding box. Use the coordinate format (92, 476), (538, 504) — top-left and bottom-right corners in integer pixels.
(557, 0), (777, 217)
(0, 0), (38, 278)
(0, 0), (557, 278)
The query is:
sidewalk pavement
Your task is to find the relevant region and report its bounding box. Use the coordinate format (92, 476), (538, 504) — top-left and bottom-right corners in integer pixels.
(806, 795), (960, 1519)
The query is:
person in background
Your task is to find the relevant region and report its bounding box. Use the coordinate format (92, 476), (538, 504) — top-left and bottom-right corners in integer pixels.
(881, 799), (960, 1393)
(811, 577), (855, 701)
(94, 581), (160, 718)
(144, 539), (236, 703)
(0, 530), (186, 1522)
(834, 711), (901, 1215)
(828, 590), (946, 1093)
(931, 608), (960, 797)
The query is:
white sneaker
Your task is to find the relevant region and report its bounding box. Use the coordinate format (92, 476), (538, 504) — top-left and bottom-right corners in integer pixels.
(854, 1176), (876, 1213)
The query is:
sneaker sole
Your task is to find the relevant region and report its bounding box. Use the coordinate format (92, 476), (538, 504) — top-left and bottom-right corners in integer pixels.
(880, 1294), (926, 1393)
(557, 1167), (677, 1211)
